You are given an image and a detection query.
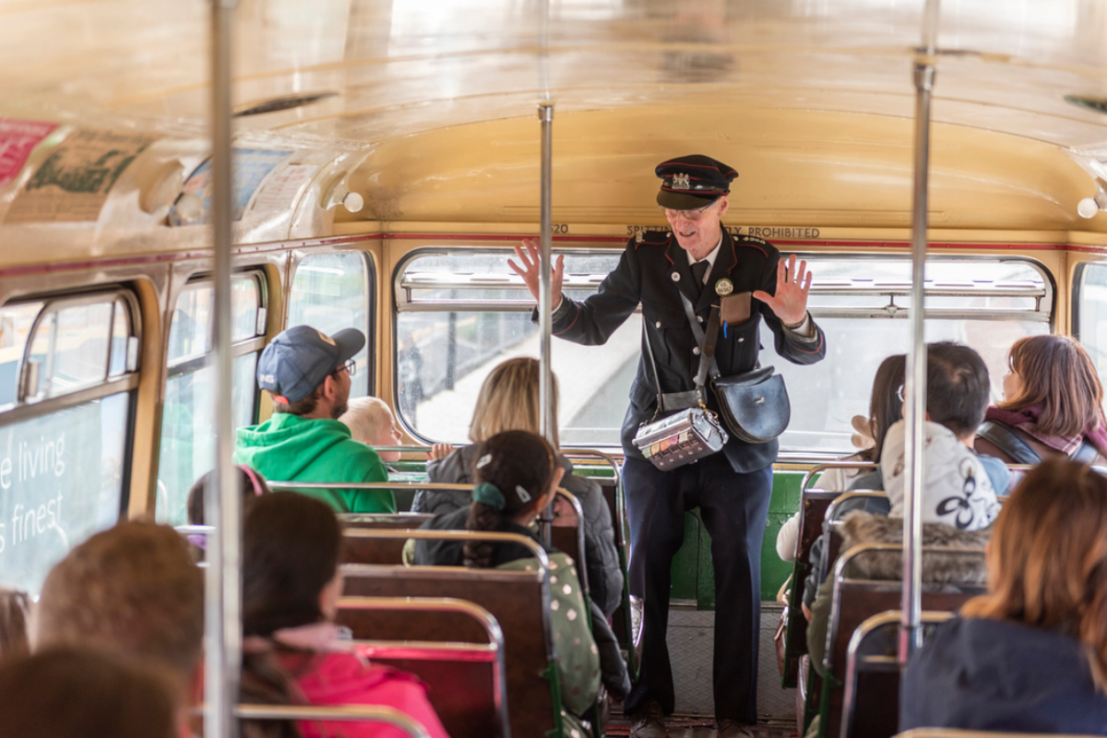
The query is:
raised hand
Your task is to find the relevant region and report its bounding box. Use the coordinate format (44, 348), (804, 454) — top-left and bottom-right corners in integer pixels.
(752, 253), (811, 327)
(508, 237), (565, 305)
(429, 442), (455, 461)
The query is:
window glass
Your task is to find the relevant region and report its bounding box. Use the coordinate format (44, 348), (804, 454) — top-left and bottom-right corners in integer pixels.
(0, 303), (43, 408)
(397, 250), (1051, 453)
(156, 354), (258, 525)
(289, 252), (370, 398)
(108, 300), (131, 377)
(167, 277), (260, 365)
(0, 391), (131, 594)
(156, 273), (265, 525)
(1077, 263), (1107, 391)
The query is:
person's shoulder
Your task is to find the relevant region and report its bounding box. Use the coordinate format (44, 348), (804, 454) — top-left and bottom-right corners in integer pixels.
(729, 231), (780, 261)
(626, 229), (674, 251)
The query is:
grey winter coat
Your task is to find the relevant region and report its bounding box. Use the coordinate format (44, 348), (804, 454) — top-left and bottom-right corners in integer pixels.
(412, 444), (625, 618)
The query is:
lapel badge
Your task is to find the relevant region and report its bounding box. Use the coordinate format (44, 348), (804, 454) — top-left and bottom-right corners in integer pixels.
(635, 231), (644, 243)
(671, 271), (680, 282)
(715, 278), (734, 296)
(672, 173), (691, 190)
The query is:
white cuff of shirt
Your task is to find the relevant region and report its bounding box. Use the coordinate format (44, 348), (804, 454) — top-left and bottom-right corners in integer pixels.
(783, 312), (817, 342)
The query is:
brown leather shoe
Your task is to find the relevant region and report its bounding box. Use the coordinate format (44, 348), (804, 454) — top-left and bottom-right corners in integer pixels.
(629, 701), (668, 738)
(716, 719), (755, 738)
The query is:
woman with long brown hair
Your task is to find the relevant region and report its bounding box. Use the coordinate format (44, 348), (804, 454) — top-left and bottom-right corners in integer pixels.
(976, 334), (1107, 464)
(900, 458), (1107, 731)
(413, 356), (623, 620)
(239, 492), (448, 738)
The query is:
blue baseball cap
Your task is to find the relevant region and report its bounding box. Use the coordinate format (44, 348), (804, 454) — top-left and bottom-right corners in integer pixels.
(256, 325), (365, 403)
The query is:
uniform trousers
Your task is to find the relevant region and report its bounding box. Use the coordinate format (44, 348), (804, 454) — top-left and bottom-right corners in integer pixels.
(622, 454), (773, 724)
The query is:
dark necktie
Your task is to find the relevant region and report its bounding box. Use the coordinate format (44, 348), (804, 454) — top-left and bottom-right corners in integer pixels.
(691, 260), (710, 295)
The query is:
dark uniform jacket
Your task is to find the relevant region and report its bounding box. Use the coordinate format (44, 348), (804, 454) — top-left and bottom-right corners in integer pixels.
(550, 228), (827, 472)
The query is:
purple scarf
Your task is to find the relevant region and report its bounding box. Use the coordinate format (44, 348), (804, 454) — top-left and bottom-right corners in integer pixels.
(985, 404), (1107, 458)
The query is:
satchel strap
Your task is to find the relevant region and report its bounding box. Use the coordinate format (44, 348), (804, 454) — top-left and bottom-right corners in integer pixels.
(977, 420), (1041, 465)
(678, 292), (722, 386)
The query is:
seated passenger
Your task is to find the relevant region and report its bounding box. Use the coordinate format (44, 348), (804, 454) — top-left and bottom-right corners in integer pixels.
(240, 491), (448, 738)
(777, 353), (904, 563)
(185, 464), (271, 556)
(0, 647), (178, 738)
(0, 590), (30, 663)
(413, 357), (624, 620)
(32, 521), (204, 732)
(414, 430), (619, 732)
(234, 325), (394, 513)
(901, 458), (1107, 732)
(339, 396), (404, 464)
(805, 416), (1000, 675)
(976, 334), (1107, 465)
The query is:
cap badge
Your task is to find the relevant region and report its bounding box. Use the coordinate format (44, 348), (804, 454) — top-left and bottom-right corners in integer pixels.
(315, 330), (336, 346)
(715, 278), (734, 296)
(672, 173), (691, 190)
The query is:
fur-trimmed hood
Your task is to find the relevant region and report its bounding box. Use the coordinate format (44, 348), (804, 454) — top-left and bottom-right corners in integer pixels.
(839, 510), (991, 584)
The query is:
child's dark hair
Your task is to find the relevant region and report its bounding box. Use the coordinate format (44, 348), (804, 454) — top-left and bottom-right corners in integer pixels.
(464, 430), (556, 568)
(187, 465), (271, 526)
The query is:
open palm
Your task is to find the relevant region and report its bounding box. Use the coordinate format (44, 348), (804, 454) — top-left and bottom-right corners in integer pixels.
(752, 254), (811, 326)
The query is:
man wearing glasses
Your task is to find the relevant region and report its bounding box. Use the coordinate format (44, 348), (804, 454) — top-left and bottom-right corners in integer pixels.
(511, 155), (826, 737)
(233, 324), (395, 513)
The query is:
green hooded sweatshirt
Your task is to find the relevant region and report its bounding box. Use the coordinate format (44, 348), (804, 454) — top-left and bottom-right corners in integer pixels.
(233, 413), (394, 513)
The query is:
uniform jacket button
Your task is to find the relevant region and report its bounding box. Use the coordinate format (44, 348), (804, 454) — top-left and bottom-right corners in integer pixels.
(655, 321), (662, 328)
(693, 347), (701, 355)
(698, 315), (704, 323)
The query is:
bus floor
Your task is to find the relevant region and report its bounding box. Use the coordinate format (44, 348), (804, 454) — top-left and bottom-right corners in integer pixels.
(607, 602), (796, 737)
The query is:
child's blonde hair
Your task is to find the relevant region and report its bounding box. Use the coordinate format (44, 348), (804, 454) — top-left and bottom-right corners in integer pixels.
(339, 396), (396, 444)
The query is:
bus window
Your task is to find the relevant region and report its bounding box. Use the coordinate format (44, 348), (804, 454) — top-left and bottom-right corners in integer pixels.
(0, 293), (139, 593)
(156, 274), (265, 525)
(289, 251), (372, 399)
(1074, 262), (1107, 391)
(397, 250), (1051, 454)
(763, 256), (1052, 454)
(395, 250), (641, 446)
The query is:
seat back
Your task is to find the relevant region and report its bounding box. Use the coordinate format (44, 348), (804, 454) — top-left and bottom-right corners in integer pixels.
(782, 489), (840, 687)
(338, 530), (558, 738)
(339, 513), (434, 564)
(821, 545), (986, 738)
(337, 595), (508, 738)
(841, 610), (953, 738)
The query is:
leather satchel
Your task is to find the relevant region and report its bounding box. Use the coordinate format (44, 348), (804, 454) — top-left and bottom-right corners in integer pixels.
(679, 292), (791, 445)
(712, 367), (790, 444)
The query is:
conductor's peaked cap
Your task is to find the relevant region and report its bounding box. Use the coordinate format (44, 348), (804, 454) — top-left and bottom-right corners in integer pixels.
(256, 325), (364, 404)
(655, 155), (738, 210)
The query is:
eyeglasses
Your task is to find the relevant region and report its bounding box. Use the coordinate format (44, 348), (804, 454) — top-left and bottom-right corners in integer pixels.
(339, 359), (357, 377)
(661, 200), (718, 222)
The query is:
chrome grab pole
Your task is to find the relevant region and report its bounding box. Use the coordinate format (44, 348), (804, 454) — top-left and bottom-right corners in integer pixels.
(205, 0), (241, 736)
(901, 0), (941, 665)
(538, 101), (555, 546)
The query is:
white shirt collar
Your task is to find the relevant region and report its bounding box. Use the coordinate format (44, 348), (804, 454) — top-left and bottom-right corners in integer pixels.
(687, 234), (724, 284)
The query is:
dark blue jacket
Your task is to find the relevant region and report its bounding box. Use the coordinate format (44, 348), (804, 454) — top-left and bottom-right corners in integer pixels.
(550, 229), (826, 473)
(901, 616), (1107, 733)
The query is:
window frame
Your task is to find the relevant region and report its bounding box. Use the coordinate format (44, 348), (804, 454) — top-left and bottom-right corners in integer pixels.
(287, 248), (376, 396)
(0, 286), (142, 517)
(392, 247), (1057, 448)
(1071, 259), (1107, 345)
(165, 269), (269, 382)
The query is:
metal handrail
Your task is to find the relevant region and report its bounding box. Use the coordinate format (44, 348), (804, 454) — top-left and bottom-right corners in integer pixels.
(235, 704), (430, 738)
(841, 610), (954, 738)
(336, 595), (509, 738)
(798, 461), (878, 496)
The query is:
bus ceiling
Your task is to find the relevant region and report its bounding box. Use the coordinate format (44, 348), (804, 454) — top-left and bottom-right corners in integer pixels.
(2, 1), (1107, 238)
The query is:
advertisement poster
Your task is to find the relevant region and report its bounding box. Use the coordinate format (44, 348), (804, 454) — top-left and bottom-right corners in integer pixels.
(5, 128), (155, 223)
(0, 118), (57, 189)
(170, 148), (292, 225)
